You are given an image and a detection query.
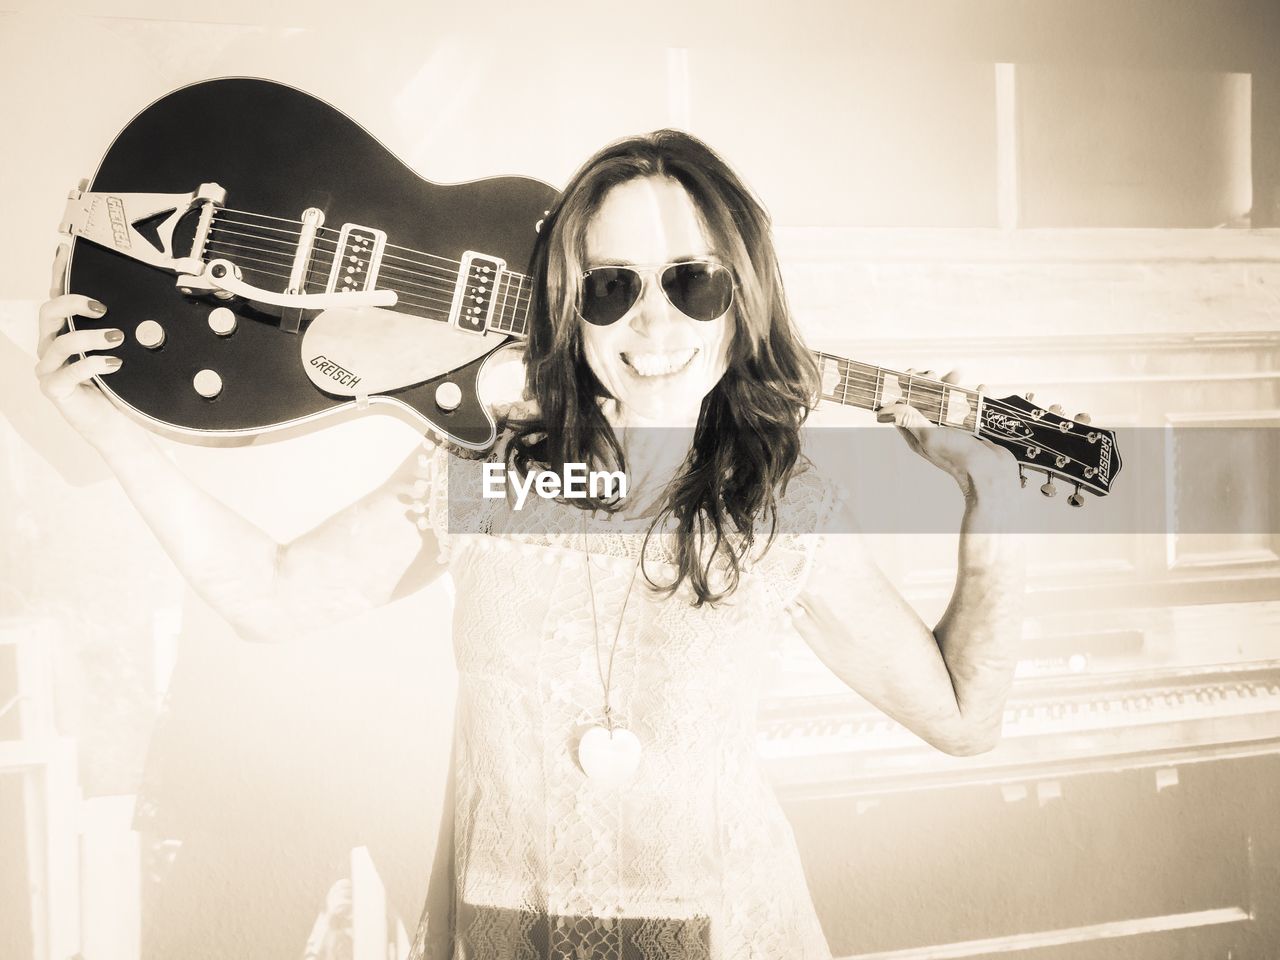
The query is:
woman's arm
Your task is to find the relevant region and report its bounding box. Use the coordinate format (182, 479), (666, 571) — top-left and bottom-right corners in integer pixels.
(788, 392), (1026, 756)
(104, 427), (446, 644)
(36, 246), (446, 644)
(790, 491), (1024, 756)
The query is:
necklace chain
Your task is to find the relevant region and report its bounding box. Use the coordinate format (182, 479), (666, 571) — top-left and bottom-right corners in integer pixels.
(582, 512), (644, 731)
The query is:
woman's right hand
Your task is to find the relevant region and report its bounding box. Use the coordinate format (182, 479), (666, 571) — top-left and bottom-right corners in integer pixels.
(36, 244), (129, 443)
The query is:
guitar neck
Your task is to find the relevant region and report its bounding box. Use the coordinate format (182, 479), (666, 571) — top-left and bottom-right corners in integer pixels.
(812, 351), (981, 431)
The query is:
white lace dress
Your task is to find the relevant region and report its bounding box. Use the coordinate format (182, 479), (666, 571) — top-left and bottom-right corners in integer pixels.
(408, 442), (837, 960)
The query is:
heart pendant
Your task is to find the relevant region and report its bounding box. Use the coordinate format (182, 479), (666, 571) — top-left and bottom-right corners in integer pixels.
(577, 725), (642, 786)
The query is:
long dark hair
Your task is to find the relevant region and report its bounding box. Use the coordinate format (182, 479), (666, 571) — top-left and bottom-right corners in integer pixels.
(506, 130), (819, 605)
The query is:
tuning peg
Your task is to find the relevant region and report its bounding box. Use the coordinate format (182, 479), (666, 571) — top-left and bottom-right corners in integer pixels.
(1018, 465), (1028, 489)
(1040, 474), (1057, 497)
(1075, 412), (1092, 425)
(1025, 392), (1036, 403)
(1068, 484), (1085, 508)
(1049, 403), (1064, 415)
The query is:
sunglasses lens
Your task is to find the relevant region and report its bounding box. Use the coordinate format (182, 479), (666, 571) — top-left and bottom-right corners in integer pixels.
(661, 262), (734, 321)
(579, 262), (734, 325)
(580, 268), (642, 326)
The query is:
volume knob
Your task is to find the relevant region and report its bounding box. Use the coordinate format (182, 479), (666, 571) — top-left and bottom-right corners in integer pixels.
(193, 369), (223, 399)
(434, 381), (462, 412)
(135, 320), (165, 349)
(208, 307), (237, 336)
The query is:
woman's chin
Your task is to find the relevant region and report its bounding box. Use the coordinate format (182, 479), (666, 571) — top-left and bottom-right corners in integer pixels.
(614, 394), (705, 428)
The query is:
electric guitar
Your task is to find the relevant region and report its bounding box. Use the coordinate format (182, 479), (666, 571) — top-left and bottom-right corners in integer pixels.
(59, 78), (1120, 505)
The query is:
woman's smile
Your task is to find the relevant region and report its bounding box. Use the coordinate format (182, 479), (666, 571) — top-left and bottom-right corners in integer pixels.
(619, 347), (699, 378)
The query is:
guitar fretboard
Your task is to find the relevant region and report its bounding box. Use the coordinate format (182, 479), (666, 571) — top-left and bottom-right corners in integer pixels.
(488, 271), (533, 336)
(812, 351), (980, 431)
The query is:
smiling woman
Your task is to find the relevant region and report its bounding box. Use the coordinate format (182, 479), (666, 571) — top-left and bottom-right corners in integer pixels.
(391, 130), (1025, 958)
(35, 124), (1025, 960)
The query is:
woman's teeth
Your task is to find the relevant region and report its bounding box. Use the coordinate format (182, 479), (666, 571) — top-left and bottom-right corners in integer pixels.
(622, 349), (697, 377)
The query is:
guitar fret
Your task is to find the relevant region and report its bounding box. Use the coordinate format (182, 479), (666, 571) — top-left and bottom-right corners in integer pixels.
(495, 272), (512, 333)
(514, 274), (531, 338)
(813, 351), (979, 431)
(915, 377), (943, 425)
(496, 272), (514, 335)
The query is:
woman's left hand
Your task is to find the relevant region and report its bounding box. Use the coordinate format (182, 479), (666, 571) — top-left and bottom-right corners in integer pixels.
(876, 368), (1021, 504)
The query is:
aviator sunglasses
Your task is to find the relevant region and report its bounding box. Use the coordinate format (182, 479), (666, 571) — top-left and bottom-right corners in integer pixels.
(577, 260), (735, 326)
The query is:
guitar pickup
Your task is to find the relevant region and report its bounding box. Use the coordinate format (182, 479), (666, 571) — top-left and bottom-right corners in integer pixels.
(60, 182), (226, 274)
(325, 224), (387, 295)
(448, 251), (507, 335)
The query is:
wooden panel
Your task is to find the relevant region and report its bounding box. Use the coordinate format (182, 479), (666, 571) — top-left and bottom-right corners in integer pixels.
(781, 754), (1280, 960)
(1163, 410), (1280, 572)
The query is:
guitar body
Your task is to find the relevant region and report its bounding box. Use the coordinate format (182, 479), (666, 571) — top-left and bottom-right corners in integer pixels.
(66, 78), (557, 448)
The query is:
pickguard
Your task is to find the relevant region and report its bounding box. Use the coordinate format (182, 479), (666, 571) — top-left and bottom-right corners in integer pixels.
(301, 305), (508, 397)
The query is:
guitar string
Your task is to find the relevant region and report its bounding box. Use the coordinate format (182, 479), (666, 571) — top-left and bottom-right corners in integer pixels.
(210, 255), (463, 317)
(193, 251), (1096, 475)
(826, 389), (1093, 478)
(207, 210), (533, 323)
(217, 208), (535, 279)
(205, 236), (469, 311)
(205, 227), (517, 313)
(810, 352), (1093, 467)
(208, 216), (535, 313)
(223, 254), (528, 336)
(212, 209), (537, 304)
(204, 253), (1090, 467)
(187, 252), (529, 333)
(208, 230), (461, 303)
(209, 219), (480, 290)
(212, 220), (464, 286)
(204, 217), (1094, 468)
(818, 371), (1068, 446)
(811, 354), (1095, 472)
(205, 233), (1086, 451)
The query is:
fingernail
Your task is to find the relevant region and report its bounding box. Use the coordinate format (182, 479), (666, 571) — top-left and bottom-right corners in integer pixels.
(88, 299), (107, 315)
(105, 328), (124, 344)
(104, 356), (123, 370)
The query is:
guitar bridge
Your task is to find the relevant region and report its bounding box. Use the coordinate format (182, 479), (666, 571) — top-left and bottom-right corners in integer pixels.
(59, 182), (226, 274)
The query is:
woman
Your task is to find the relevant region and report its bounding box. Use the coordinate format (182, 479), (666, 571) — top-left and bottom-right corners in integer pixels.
(37, 129), (1024, 959)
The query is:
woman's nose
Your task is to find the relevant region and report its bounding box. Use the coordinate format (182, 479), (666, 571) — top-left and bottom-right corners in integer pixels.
(627, 276), (676, 335)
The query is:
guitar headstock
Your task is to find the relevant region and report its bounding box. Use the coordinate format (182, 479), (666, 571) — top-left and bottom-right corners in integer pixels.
(978, 394), (1121, 505)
